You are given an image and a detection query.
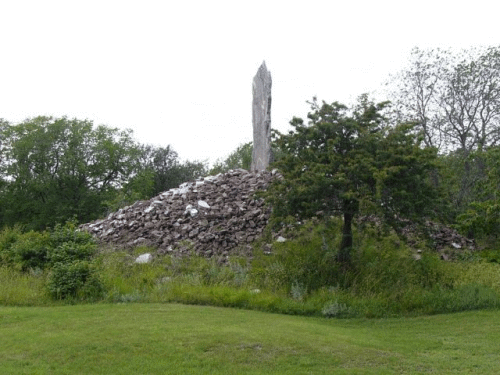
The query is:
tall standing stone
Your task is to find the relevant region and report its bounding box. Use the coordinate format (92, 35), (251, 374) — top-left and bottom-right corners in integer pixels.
(251, 61), (272, 171)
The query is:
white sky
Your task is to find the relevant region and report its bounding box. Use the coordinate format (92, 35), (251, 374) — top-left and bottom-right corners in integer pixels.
(1, 0), (498, 165)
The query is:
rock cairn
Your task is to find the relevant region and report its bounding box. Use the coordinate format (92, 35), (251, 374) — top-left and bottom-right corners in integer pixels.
(81, 169), (275, 260)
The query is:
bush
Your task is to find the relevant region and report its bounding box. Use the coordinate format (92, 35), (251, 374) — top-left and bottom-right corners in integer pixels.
(9, 230), (51, 271)
(0, 221), (103, 300)
(3, 215), (500, 316)
(0, 222), (97, 272)
(49, 221), (96, 248)
(47, 260), (103, 300)
(454, 261), (500, 292)
(0, 265), (49, 305)
(94, 248), (253, 303)
(397, 284), (500, 315)
(0, 226), (23, 266)
(321, 300), (352, 318)
(48, 242), (97, 266)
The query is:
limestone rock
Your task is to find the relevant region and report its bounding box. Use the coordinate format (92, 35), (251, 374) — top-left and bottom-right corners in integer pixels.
(135, 253), (152, 263)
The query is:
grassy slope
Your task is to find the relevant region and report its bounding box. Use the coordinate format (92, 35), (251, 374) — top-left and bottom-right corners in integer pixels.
(1, 303), (499, 374)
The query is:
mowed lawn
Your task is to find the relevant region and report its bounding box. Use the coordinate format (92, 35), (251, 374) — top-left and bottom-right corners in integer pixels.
(1, 303), (499, 374)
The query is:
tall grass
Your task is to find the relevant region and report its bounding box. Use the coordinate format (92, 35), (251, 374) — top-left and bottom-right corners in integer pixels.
(0, 266), (50, 305)
(2, 220), (500, 318)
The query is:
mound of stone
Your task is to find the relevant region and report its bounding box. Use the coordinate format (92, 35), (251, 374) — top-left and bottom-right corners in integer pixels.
(81, 169), (276, 260)
(399, 220), (476, 260)
(82, 167), (476, 262)
(423, 221), (476, 259)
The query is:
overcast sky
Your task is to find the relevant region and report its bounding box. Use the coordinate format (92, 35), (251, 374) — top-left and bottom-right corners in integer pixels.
(1, 1), (498, 165)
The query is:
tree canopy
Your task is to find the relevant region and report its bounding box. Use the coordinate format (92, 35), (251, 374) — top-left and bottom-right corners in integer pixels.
(129, 144), (207, 199)
(0, 117), (142, 229)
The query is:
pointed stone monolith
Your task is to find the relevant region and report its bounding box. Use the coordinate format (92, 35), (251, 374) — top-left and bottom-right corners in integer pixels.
(251, 61), (272, 171)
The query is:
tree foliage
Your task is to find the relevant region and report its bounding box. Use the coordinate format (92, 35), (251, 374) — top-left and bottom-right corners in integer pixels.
(267, 97), (439, 265)
(128, 144), (206, 197)
(210, 142), (253, 175)
(0, 117), (141, 229)
(92, 144), (207, 213)
(456, 146), (500, 239)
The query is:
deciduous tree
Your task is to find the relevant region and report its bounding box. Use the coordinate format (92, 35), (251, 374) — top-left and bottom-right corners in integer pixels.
(0, 117), (141, 229)
(389, 46), (500, 154)
(210, 142), (253, 175)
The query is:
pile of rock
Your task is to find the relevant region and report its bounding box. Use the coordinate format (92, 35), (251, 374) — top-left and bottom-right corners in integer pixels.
(426, 221), (476, 259)
(400, 220), (476, 260)
(81, 169), (276, 260)
(82, 167), (476, 263)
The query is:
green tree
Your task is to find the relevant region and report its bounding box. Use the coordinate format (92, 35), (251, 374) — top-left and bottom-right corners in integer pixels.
(456, 146), (500, 240)
(166, 159), (207, 190)
(210, 142), (253, 175)
(267, 97), (439, 266)
(103, 144), (207, 212)
(0, 117), (141, 229)
(119, 144), (181, 203)
(133, 145), (207, 197)
(149, 147), (206, 196)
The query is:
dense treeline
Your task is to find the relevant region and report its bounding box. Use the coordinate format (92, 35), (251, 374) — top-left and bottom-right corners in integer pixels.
(0, 116), (207, 230)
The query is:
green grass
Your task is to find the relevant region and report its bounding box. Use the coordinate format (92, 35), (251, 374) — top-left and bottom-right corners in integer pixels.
(1, 303), (500, 374)
(0, 266), (50, 306)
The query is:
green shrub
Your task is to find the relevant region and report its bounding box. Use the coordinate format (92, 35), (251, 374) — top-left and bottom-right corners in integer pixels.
(10, 230), (51, 271)
(444, 284), (500, 312)
(4, 215), (499, 316)
(42, 222), (103, 300)
(95, 249), (168, 300)
(478, 248), (500, 263)
(47, 260), (103, 300)
(454, 261), (500, 292)
(49, 221), (95, 248)
(0, 226), (23, 265)
(398, 284), (500, 315)
(48, 242), (97, 266)
(95, 248), (253, 303)
(350, 225), (456, 298)
(0, 222), (97, 272)
(321, 300), (352, 318)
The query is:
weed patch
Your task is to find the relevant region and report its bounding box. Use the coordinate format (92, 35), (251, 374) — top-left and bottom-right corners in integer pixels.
(2, 219), (500, 319)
